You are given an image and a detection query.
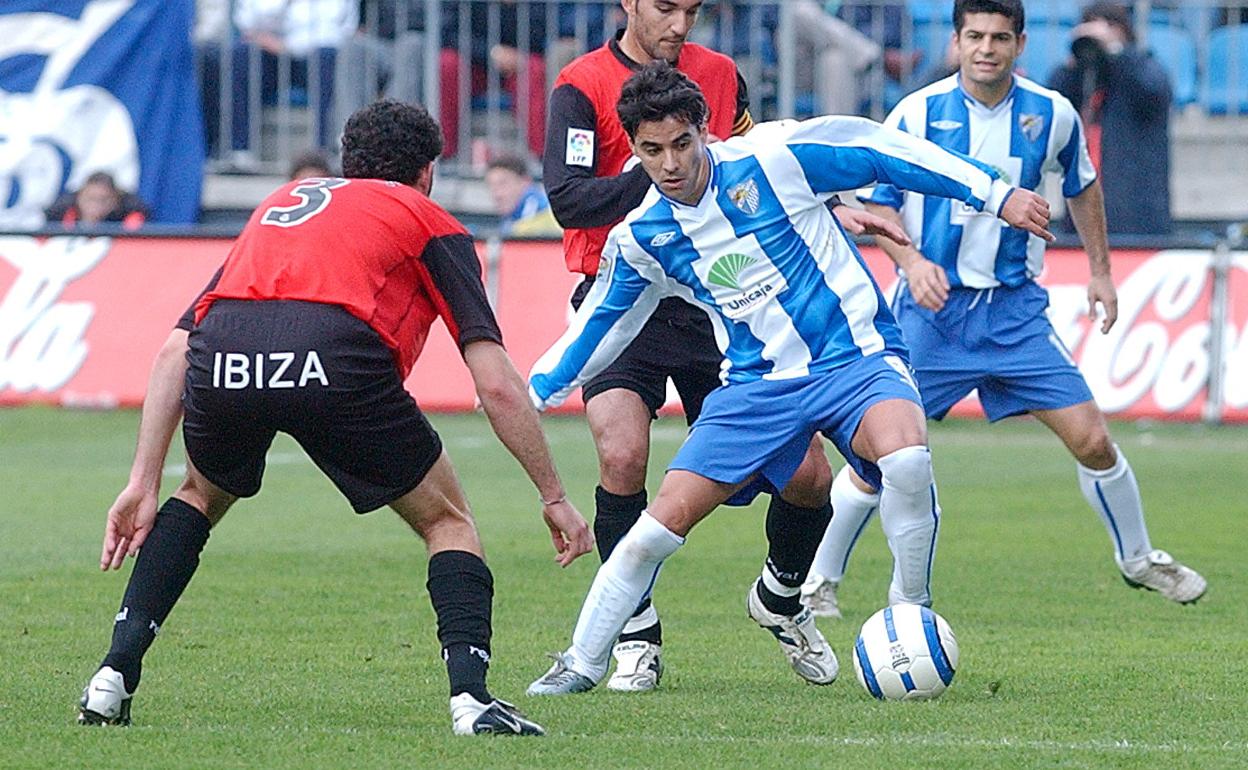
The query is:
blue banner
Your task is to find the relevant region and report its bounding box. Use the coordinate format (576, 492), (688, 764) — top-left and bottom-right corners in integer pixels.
(0, 0), (203, 226)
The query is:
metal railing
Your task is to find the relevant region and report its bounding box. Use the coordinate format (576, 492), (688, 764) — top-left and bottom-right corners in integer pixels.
(194, 0), (1248, 177)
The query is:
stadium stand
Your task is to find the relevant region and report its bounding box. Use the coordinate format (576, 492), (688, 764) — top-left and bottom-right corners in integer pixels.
(1203, 24), (1248, 114)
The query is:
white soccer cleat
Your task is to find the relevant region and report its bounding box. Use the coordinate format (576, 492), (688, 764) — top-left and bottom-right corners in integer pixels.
(526, 652), (597, 696)
(1121, 549), (1207, 604)
(450, 693), (545, 736)
(800, 573), (842, 619)
(606, 641), (663, 692)
(77, 666), (132, 726)
(747, 580), (839, 685)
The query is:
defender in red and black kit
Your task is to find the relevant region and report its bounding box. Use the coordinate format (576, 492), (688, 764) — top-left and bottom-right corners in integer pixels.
(76, 101), (591, 737)
(540, 0), (753, 694)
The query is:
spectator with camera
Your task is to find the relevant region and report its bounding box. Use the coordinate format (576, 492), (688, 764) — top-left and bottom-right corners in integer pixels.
(1049, 1), (1173, 236)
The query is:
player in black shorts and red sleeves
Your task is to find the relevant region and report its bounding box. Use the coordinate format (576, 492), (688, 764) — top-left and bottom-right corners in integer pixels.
(542, 0), (909, 692)
(76, 100), (592, 736)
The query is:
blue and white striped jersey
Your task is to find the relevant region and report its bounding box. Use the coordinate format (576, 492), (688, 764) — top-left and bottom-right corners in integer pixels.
(530, 115), (1015, 410)
(866, 74), (1097, 289)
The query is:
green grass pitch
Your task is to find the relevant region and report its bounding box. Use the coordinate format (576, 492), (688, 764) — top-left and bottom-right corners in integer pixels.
(1, 407), (1245, 768)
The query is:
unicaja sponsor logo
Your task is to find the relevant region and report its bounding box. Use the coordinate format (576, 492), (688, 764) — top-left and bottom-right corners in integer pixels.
(708, 253), (786, 320)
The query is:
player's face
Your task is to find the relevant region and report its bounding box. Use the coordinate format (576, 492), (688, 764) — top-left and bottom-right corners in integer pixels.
(624, 0), (703, 63)
(955, 12), (1025, 90)
(629, 116), (709, 204)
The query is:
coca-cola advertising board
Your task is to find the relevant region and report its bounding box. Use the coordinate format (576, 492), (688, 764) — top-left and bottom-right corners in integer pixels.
(1, 235), (1244, 421)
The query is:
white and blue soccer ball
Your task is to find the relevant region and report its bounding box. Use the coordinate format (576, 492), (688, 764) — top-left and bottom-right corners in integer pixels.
(852, 604), (959, 701)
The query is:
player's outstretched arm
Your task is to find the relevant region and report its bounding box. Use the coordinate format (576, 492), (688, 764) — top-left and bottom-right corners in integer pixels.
(463, 340), (593, 567)
(101, 329), (190, 570)
(862, 202), (950, 312)
(1064, 179), (1118, 333)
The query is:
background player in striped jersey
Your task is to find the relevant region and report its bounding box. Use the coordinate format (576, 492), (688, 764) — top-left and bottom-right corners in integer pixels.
(803, 0), (1206, 618)
(525, 62), (1053, 695)
(76, 101), (592, 736)
(543, 0), (902, 692)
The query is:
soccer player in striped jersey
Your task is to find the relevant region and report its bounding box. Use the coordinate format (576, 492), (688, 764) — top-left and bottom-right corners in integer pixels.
(525, 61), (1053, 695)
(803, 0), (1206, 617)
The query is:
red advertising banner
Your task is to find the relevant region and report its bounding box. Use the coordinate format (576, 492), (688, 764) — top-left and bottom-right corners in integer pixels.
(2, 235), (1245, 422)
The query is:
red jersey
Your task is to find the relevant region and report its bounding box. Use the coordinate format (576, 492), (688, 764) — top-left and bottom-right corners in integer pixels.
(190, 178), (501, 377)
(543, 36), (752, 275)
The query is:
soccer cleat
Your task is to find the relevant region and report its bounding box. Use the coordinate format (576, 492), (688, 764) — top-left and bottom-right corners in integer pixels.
(77, 666), (132, 726)
(450, 693), (545, 736)
(525, 652), (596, 696)
(1121, 549), (1208, 604)
(747, 580), (839, 685)
(800, 573), (842, 619)
(606, 641), (663, 692)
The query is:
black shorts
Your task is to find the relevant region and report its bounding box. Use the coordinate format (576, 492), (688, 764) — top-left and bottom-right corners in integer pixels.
(571, 278), (723, 424)
(182, 300), (442, 513)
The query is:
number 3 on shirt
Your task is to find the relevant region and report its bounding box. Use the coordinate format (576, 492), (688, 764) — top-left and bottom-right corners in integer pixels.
(261, 178), (349, 228)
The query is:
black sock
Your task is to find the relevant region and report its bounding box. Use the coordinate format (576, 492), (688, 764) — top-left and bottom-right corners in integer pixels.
(100, 497), (211, 692)
(593, 486), (646, 562)
(759, 496), (834, 616)
(427, 550), (493, 704)
(594, 487), (662, 645)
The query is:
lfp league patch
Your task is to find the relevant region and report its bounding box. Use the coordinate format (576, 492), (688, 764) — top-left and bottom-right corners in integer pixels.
(566, 128), (594, 167)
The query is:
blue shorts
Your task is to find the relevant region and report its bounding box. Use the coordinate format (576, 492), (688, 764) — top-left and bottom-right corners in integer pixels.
(894, 281), (1093, 422)
(669, 352), (923, 506)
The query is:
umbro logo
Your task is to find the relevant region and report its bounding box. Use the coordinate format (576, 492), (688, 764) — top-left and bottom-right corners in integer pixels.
(930, 119), (963, 131)
(650, 230), (677, 247)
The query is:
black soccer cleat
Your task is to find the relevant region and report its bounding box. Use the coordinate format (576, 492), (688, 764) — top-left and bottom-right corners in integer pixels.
(451, 693), (545, 736)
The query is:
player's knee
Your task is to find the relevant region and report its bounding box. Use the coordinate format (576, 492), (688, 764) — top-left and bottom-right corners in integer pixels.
(1073, 430), (1116, 469)
(596, 441), (649, 492)
(877, 445), (934, 496)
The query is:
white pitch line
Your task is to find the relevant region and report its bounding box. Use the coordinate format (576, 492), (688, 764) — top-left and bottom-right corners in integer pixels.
(567, 732), (1248, 755)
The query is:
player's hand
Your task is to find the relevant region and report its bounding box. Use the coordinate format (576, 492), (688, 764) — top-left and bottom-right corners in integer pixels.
(542, 499), (594, 568)
(100, 483), (159, 571)
(904, 257), (950, 312)
(1087, 273), (1118, 333)
(833, 206), (912, 246)
(999, 189), (1054, 243)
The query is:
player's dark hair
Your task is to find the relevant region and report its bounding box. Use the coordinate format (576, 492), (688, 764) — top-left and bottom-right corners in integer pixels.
(341, 100), (443, 185)
(953, 0), (1025, 34)
(616, 61), (709, 140)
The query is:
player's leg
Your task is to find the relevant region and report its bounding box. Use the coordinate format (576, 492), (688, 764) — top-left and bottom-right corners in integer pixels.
(79, 463), (236, 726)
(527, 470), (739, 694)
(387, 452), (543, 736)
(802, 463), (880, 617)
(746, 440), (840, 684)
(1031, 401), (1207, 604)
(851, 397), (938, 607)
(582, 310), (682, 690)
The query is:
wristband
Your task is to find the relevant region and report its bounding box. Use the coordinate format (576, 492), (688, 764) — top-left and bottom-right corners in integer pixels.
(540, 494), (567, 506)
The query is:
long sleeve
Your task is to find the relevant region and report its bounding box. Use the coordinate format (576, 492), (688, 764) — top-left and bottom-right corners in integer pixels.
(528, 230), (668, 409)
(774, 115), (1012, 214)
(542, 83), (653, 229)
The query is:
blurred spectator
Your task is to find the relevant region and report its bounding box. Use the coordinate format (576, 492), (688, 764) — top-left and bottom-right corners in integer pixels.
(838, 1), (919, 85)
(44, 172), (148, 230)
(1049, 2), (1172, 235)
(336, 0), (428, 128)
(484, 155), (559, 237)
(439, 1), (550, 160)
(289, 149), (335, 179)
(228, 0), (358, 160)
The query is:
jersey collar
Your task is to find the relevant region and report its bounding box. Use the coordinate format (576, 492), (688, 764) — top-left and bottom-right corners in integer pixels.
(956, 72), (1018, 113)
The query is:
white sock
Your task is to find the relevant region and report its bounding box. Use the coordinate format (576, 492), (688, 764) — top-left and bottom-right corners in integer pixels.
(567, 512), (684, 680)
(876, 446), (939, 607)
(1077, 446), (1152, 565)
(809, 464), (880, 582)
